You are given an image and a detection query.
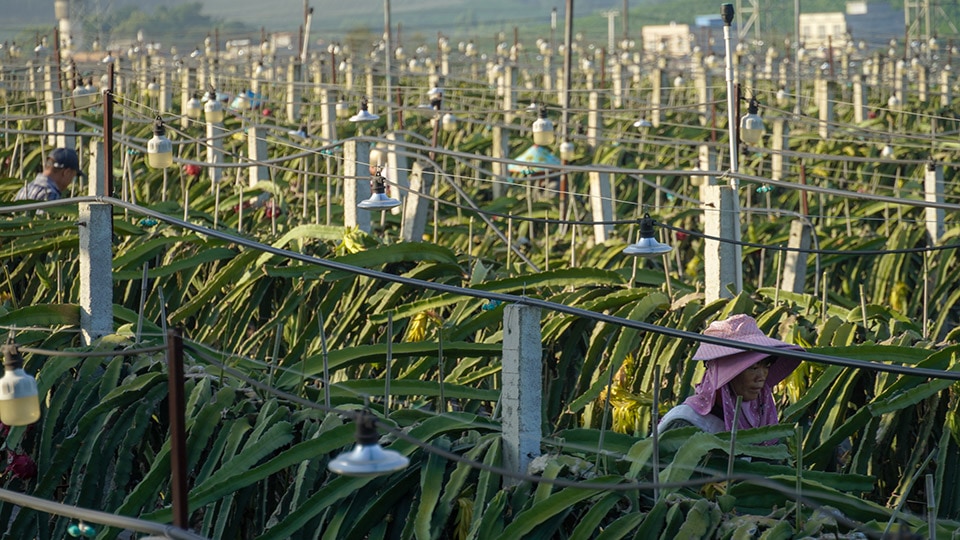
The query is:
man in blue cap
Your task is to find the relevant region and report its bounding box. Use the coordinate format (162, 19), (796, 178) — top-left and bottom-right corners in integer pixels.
(14, 147), (85, 201)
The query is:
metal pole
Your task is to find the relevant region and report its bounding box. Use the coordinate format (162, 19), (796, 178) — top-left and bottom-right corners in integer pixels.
(166, 328), (189, 530)
(102, 63), (114, 197)
(384, 0), (393, 131)
(794, 0), (801, 116)
(721, 3), (738, 177)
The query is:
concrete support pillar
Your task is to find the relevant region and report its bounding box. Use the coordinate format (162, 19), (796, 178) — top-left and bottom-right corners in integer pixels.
(344, 140), (371, 233)
(771, 118), (789, 181)
(319, 87), (337, 142)
(180, 67), (194, 129)
(501, 304), (542, 486)
(816, 78), (834, 140)
(386, 132), (408, 216)
(365, 66), (376, 116)
(925, 162), (944, 243)
(286, 61), (301, 122)
(158, 68), (172, 114)
(650, 67), (665, 127)
(491, 126), (509, 199)
(587, 91), (603, 151)
(941, 69), (953, 108)
(696, 145), (717, 187)
(247, 126), (269, 187)
(400, 161), (433, 242)
(542, 55), (554, 92)
(781, 220), (811, 294)
(502, 65), (516, 123)
(44, 64), (62, 148)
(206, 121), (224, 185)
(852, 75), (868, 124)
(588, 171), (613, 244)
(79, 202), (113, 345)
(894, 61), (907, 104)
(917, 65), (928, 103)
(703, 185), (742, 302)
(87, 140), (107, 197)
(611, 62), (625, 107)
(344, 58), (354, 91)
(694, 64), (712, 126)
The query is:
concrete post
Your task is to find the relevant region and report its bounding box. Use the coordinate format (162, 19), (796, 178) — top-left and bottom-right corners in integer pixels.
(694, 63), (712, 126)
(781, 220), (811, 293)
(286, 61), (301, 122)
(588, 172), (613, 244)
(158, 68), (172, 114)
(400, 161), (433, 242)
(852, 74), (868, 124)
(43, 64), (62, 148)
(611, 61), (625, 107)
(386, 132), (409, 216)
(492, 126), (509, 199)
(79, 139), (112, 345)
(696, 145), (717, 187)
(206, 120), (224, 185)
(941, 69), (953, 108)
(319, 87), (337, 142)
(365, 66), (376, 117)
(587, 91), (603, 151)
(79, 203), (113, 345)
(542, 55), (554, 92)
(344, 140), (371, 233)
(502, 65), (516, 123)
(925, 162), (944, 243)
(771, 118), (789, 181)
(650, 67), (664, 127)
(894, 61), (907, 104)
(180, 66), (194, 128)
(817, 78), (834, 140)
(247, 126), (269, 187)
(501, 304), (542, 486)
(703, 184), (742, 302)
(917, 65), (928, 103)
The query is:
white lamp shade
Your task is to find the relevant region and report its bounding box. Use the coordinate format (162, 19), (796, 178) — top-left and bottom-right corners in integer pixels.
(328, 443), (409, 476)
(350, 109), (379, 122)
(559, 141), (575, 161)
(623, 237), (672, 257)
(532, 117), (555, 146)
(358, 193), (401, 210)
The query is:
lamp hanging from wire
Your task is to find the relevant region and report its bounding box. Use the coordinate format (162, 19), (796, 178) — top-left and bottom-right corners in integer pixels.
(204, 89), (224, 123)
(328, 411), (409, 476)
(185, 91), (203, 120)
(0, 342), (40, 426)
(147, 115), (174, 169)
(358, 166), (401, 210)
(532, 104), (555, 146)
(739, 96), (765, 145)
(623, 213), (673, 257)
(349, 96), (379, 123)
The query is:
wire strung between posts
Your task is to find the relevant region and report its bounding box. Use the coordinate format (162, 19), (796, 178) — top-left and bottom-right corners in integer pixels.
(2, 195), (958, 381)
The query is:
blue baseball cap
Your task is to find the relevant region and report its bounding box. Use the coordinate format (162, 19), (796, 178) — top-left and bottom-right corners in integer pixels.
(49, 148), (85, 177)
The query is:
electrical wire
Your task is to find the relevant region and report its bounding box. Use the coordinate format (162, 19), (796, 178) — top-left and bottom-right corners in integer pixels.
(2, 195), (958, 381)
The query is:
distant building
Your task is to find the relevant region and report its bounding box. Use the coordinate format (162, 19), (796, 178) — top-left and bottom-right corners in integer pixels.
(799, 1), (900, 49)
(641, 23), (693, 56)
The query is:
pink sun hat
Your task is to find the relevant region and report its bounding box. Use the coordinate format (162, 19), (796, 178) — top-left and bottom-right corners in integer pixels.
(692, 314), (804, 387)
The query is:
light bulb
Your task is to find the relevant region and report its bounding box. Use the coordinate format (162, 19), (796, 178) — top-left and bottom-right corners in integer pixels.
(0, 344), (40, 426)
(441, 112), (458, 132)
(147, 116), (174, 169)
(559, 141), (575, 161)
(532, 115), (555, 146)
(204, 92), (224, 123)
(185, 93), (203, 119)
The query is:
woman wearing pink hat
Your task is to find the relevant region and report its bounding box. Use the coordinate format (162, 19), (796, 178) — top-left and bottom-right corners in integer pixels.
(658, 314), (803, 437)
